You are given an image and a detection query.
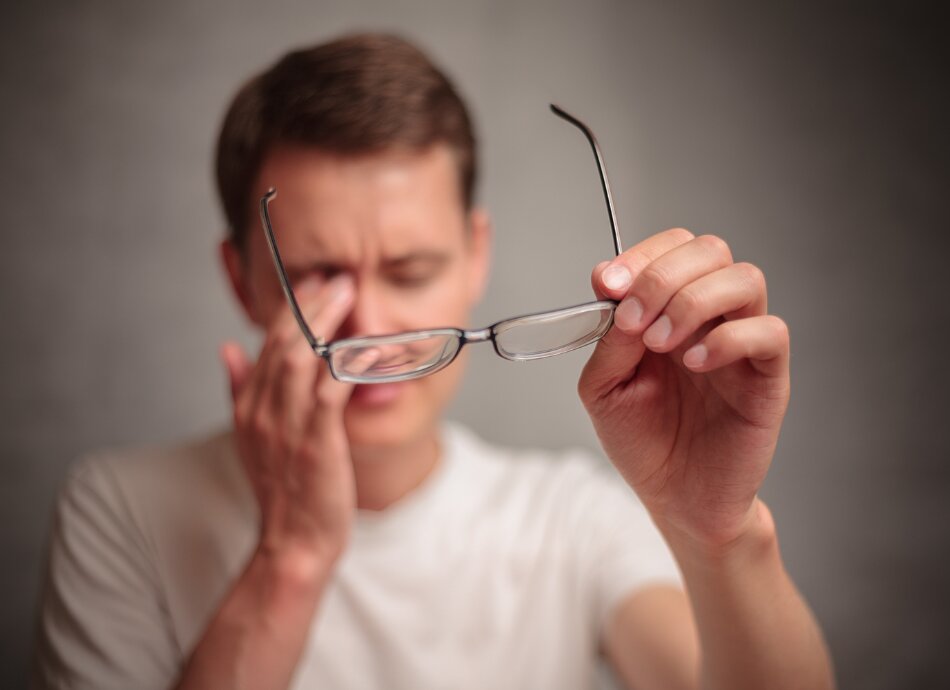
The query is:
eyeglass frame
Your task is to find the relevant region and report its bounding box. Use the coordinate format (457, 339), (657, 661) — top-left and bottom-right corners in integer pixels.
(258, 104), (624, 384)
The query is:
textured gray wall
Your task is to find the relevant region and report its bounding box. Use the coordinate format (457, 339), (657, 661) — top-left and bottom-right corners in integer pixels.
(2, 1), (948, 688)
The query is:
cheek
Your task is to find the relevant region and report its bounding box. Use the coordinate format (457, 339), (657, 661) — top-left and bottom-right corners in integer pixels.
(414, 346), (469, 409)
(247, 261), (293, 328)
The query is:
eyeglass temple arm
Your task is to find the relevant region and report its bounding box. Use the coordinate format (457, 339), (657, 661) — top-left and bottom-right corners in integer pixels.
(261, 108), (618, 345)
(259, 188), (327, 354)
(549, 104), (623, 257)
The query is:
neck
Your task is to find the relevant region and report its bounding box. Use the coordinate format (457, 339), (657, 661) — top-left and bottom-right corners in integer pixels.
(349, 427), (442, 512)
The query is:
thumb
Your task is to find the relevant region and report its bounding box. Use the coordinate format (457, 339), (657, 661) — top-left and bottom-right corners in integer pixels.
(580, 324), (648, 400)
(580, 266), (648, 399)
(220, 341), (252, 401)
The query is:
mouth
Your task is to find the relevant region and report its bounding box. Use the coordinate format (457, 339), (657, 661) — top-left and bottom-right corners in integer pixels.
(365, 358), (414, 374)
(348, 381), (406, 407)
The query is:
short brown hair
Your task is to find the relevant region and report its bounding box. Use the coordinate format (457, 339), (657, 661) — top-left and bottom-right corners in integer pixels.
(215, 32), (478, 250)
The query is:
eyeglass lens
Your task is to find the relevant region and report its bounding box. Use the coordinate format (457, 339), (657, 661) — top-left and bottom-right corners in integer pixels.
(329, 331), (462, 382)
(327, 304), (614, 382)
(494, 304), (614, 361)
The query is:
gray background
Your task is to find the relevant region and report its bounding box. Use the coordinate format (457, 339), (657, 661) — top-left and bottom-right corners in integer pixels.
(2, 1), (948, 688)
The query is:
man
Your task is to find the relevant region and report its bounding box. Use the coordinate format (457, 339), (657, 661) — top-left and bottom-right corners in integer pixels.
(33, 33), (834, 690)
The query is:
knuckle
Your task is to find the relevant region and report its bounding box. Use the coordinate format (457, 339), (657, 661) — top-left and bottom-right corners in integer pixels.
(735, 262), (766, 292)
(294, 440), (318, 465)
(697, 234), (732, 261)
(638, 263), (675, 297)
(265, 326), (293, 351)
(577, 374), (607, 412)
(718, 320), (743, 347)
(672, 285), (704, 315)
(233, 395), (253, 429)
(250, 408), (271, 439)
(668, 227), (695, 242)
(577, 375), (594, 407)
(765, 314), (790, 343)
(279, 347), (310, 378)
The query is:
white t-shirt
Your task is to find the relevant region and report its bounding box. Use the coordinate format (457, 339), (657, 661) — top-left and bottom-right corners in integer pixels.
(32, 423), (681, 690)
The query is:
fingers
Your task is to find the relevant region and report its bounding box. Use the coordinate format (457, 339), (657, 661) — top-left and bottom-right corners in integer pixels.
(591, 261), (611, 300)
(586, 227), (697, 361)
(640, 262), (768, 353)
(611, 234), (734, 335)
(594, 227), (696, 299)
(220, 341), (252, 401)
(683, 315), (789, 378)
(226, 273), (357, 470)
(583, 228), (781, 397)
(260, 274), (356, 441)
(261, 274), (351, 355)
(582, 230), (716, 392)
(579, 325), (649, 397)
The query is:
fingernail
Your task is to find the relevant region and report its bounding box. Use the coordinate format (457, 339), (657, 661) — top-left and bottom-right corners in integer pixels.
(602, 264), (632, 292)
(643, 315), (672, 348)
(614, 297), (643, 331)
(683, 344), (708, 368)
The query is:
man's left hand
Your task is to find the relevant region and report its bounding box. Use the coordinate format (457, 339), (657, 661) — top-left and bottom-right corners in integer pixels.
(579, 228), (790, 551)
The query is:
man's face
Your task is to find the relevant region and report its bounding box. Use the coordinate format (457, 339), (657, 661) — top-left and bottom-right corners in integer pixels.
(224, 144), (491, 453)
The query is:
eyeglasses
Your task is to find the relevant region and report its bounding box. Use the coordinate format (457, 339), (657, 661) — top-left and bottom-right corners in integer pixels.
(258, 104), (623, 384)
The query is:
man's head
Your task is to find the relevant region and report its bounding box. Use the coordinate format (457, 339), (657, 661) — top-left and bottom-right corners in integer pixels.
(216, 32), (478, 254)
(215, 33), (491, 451)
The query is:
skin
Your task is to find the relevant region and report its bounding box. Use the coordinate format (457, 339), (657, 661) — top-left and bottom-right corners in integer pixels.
(174, 143), (834, 690)
(584, 233), (835, 689)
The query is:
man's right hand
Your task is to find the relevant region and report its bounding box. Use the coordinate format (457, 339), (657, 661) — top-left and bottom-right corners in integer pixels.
(175, 275), (357, 690)
(221, 273), (357, 576)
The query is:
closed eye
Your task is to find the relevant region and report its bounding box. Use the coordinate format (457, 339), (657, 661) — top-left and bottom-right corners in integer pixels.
(387, 272), (440, 288)
(285, 263), (345, 287)
(384, 252), (451, 289)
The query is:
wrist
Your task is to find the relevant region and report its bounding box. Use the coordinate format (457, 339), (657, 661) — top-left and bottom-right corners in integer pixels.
(655, 499), (778, 571)
(251, 540), (339, 600)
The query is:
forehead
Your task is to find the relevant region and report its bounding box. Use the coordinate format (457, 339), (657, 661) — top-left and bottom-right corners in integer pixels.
(253, 144), (467, 263)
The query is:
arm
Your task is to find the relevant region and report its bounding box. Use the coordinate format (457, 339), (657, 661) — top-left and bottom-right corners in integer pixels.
(604, 585), (698, 690)
(175, 274), (357, 690)
(605, 505), (833, 690)
(661, 501), (831, 690)
(580, 228), (834, 690)
(32, 460), (182, 690)
(174, 547), (330, 690)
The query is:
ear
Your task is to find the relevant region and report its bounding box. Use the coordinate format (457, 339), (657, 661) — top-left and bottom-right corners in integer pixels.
(219, 238), (258, 324)
(465, 207), (492, 305)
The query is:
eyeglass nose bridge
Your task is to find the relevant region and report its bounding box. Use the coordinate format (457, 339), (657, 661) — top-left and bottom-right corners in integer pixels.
(460, 327), (493, 343)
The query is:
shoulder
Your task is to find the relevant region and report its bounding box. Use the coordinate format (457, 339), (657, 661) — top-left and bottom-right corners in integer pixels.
(55, 429), (252, 556)
(68, 429), (238, 488)
(34, 432), (241, 689)
(65, 429), (243, 505)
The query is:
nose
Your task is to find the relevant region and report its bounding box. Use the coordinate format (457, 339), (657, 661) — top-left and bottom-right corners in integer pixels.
(335, 277), (396, 341)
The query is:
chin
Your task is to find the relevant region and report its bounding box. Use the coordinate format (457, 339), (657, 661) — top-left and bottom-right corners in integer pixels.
(343, 381), (433, 452)
(341, 366), (464, 453)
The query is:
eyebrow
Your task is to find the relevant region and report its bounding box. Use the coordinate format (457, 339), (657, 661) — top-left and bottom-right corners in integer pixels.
(382, 251), (451, 271)
(284, 251), (452, 279)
